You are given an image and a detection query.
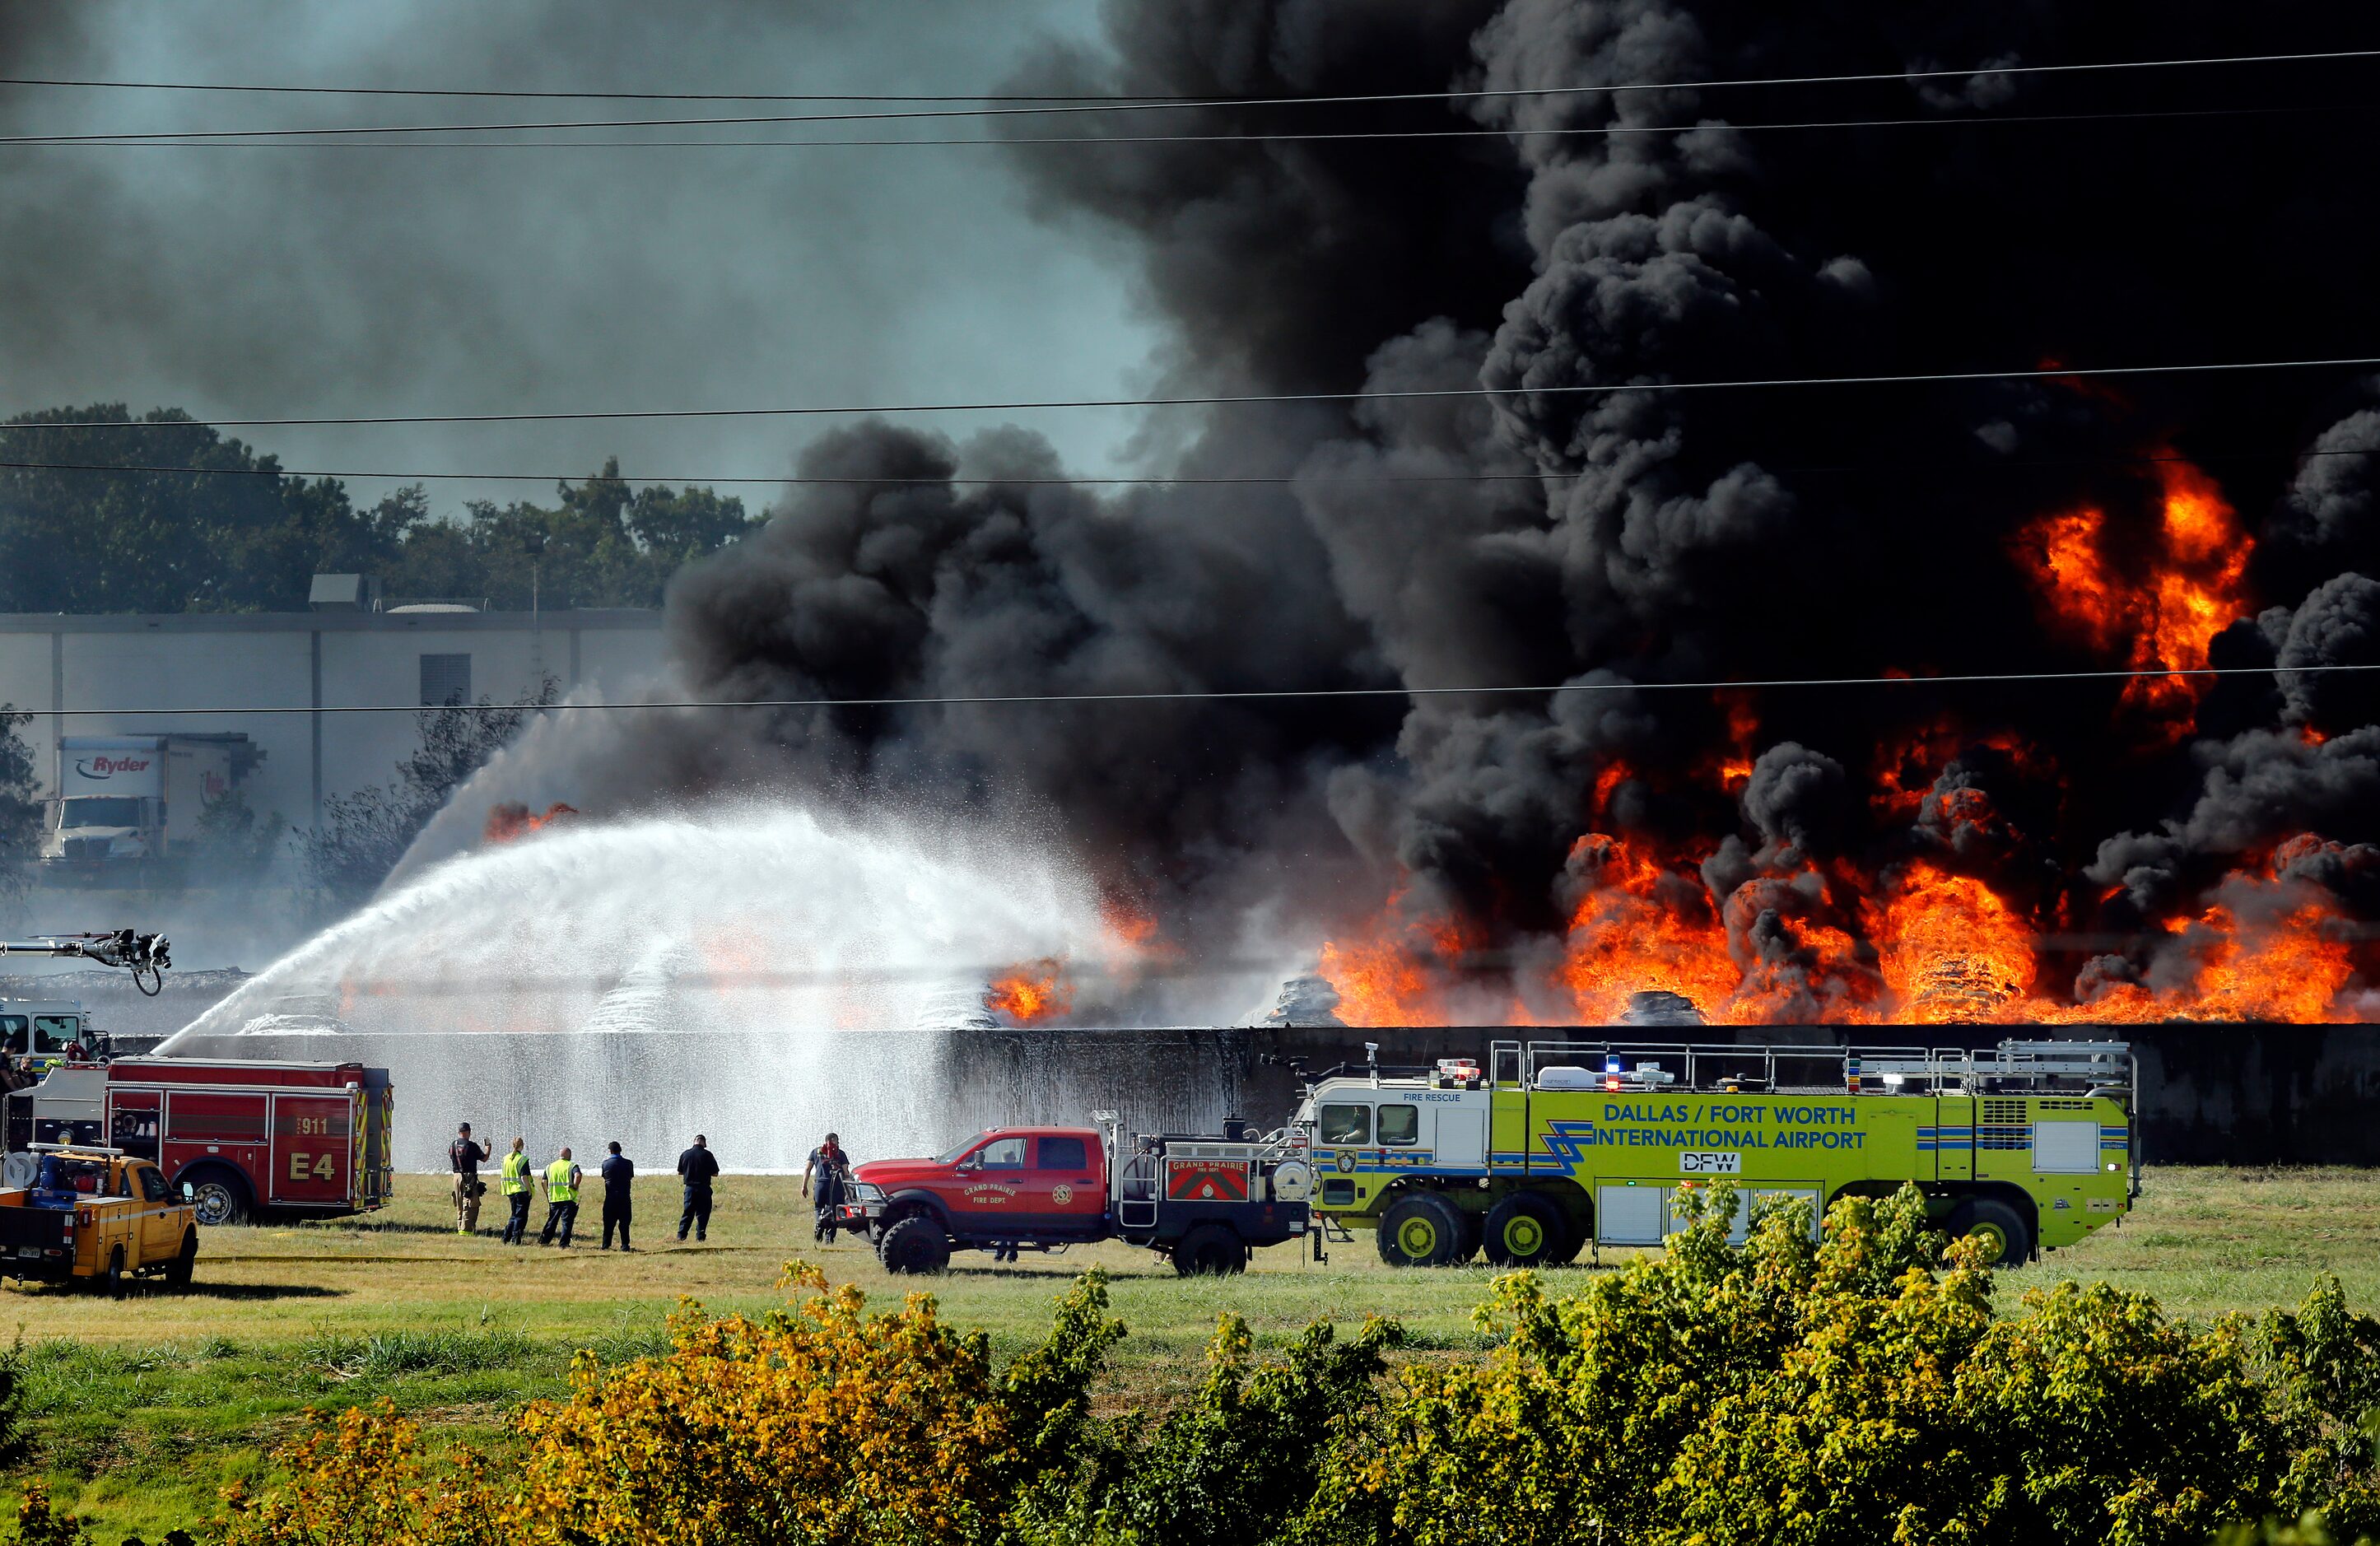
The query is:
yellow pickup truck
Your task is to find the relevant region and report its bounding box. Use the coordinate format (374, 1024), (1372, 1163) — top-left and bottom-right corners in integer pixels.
(0, 1147), (197, 1292)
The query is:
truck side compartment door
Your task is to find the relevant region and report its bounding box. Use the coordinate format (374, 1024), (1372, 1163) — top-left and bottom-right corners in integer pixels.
(109, 1091), (162, 1164)
(1435, 1102), (1488, 1173)
(1933, 1096), (1974, 1183)
(271, 1095), (352, 1208)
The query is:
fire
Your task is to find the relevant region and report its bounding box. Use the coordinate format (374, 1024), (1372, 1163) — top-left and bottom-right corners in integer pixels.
(1558, 836), (1740, 1023)
(2013, 458), (2252, 737)
(1316, 817), (2377, 1029)
(484, 802), (579, 844)
(1867, 864), (2038, 1023)
(985, 958), (1075, 1024)
(1712, 692), (1758, 789)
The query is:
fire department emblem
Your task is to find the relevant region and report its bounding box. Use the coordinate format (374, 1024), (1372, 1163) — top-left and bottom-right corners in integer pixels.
(1051, 1185), (1074, 1205)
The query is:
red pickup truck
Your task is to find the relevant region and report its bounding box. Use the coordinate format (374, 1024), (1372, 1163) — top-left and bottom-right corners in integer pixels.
(845, 1122), (1314, 1276)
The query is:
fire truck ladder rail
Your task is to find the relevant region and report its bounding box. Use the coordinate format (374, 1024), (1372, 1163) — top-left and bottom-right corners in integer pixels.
(1490, 1036), (2134, 1096)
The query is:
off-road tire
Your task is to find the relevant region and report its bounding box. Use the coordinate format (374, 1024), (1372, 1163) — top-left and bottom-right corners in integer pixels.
(164, 1228), (198, 1288)
(1483, 1192), (1569, 1269)
(184, 1167), (251, 1228)
(877, 1215), (951, 1275)
(1947, 1197), (2033, 1267)
(1170, 1222), (1247, 1276)
(1376, 1192), (1466, 1268)
(103, 1246), (125, 1298)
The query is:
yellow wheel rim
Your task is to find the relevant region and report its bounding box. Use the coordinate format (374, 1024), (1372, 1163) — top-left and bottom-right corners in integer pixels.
(1503, 1214), (1544, 1257)
(1395, 1214), (1439, 1260)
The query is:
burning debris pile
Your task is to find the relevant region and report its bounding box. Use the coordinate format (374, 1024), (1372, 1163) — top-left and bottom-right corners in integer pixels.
(422, 4), (2380, 1028)
(483, 802), (580, 845)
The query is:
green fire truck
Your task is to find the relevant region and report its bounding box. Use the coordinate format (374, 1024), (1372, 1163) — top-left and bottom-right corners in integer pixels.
(1292, 1038), (2138, 1269)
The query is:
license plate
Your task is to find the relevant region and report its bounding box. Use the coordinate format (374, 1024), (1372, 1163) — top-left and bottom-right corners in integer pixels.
(14, 1246), (37, 1258)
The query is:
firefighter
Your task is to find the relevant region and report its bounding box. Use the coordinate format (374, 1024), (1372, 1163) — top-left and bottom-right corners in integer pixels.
(676, 1134), (719, 1243)
(538, 1146), (583, 1248)
(449, 1121), (491, 1236)
(801, 1132), (851, 1244)
(498, 1137), (534, 1245)
(598, 1139), (635, 1251)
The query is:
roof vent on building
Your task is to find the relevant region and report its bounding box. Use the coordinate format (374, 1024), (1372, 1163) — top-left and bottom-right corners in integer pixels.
(308, 574), (381, 612)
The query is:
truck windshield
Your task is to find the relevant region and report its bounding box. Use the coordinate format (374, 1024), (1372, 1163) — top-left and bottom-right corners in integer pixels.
(61, 798), (142, 828)
(936, 1135), (977, 1164)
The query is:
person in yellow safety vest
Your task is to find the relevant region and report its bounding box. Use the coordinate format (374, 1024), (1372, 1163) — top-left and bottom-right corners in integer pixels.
(538, 1146), (584, 1249)
(499, 1138), (534, 1246)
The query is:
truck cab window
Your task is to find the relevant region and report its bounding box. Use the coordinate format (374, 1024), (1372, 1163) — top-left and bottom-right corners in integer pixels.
(0, 1017), (23, 1054)
(1318, 1104), (1371, 1146)
(974, 1137), (1027, 1170)
(1036, 1135), (1088, 1171)
(1376, 1105), (1420, 1145)
(31, 1017), (77, 1054)
(137, 1166), (170, 1203)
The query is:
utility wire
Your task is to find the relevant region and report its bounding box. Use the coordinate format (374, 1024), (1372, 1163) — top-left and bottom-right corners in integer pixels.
(11, 354), (2378, 432)
(39, 663), (2380, 719)
(2, 43), (2374, 105)
(2, 443), (2373, 488)
(1, 100), (2350, 147)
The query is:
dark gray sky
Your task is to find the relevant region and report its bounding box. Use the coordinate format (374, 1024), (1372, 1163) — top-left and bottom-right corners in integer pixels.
(0, 0), (1153, 515)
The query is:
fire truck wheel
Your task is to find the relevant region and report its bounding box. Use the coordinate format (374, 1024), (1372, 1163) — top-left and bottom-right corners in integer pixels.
(1170, 1224), (1246, 1276)
(165, 1229), (197, 1288)
(1947, 1198), (2033, 1267)
(184, 1169), (250, 1227)
(103, 1246), (125, 1299)
(1483, 1193), (1567, 1269)
(1376, 1193), (1466, 1268)
(877, 1216), (951, 1275)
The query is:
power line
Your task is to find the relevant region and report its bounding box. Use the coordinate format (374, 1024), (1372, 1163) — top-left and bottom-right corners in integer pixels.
(37, 662), (2380, 719)
(2, 442), (2373, 489)
(10, 354), (2378, 432)
(3, 44), (2374, 105)
(1, 100), (2350, 147)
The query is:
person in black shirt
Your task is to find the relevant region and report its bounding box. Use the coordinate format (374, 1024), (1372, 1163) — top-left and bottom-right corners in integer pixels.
(675, 1134), (720, 1242)
(448, 1122), (491, 1236)
(802, 1133), (851, 1244)
(599, 1140), (635, 1251)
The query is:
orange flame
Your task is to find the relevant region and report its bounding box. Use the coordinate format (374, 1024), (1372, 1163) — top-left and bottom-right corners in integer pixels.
(1712, 691), (1759, 789)
(2013, 457), (2252, 738)
(1558, 836), (1740, 1023)
(484, 802), (579, 844)
(1867, 863), (2038, 1023)
(1317, 816), (2375, 1027)
(985, 958), (1075, 1024)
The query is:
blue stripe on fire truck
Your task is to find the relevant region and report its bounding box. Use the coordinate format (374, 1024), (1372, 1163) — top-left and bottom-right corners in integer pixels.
(1916, 1125), (2126, 1151)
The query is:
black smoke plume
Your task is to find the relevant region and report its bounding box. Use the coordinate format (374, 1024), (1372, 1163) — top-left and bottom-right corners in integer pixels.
(441, 1), (2380, 1019)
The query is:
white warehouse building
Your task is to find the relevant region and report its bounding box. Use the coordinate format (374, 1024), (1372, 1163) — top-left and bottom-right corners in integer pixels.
(0, 589), (664, 831)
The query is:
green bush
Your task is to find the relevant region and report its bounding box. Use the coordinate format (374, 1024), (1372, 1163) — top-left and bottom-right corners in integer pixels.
(203, 1190), (2380, 1546)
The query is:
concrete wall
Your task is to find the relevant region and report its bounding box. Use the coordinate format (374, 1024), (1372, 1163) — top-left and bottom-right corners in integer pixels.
(0, 610), (665, 831)
(165, 1021), (2380, 1171)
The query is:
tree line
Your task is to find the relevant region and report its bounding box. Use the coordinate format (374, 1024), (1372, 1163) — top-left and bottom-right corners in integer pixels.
(0, 406), (756, 614)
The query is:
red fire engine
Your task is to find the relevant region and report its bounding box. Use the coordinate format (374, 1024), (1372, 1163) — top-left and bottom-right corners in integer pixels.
(4, 1058), (394, 1226)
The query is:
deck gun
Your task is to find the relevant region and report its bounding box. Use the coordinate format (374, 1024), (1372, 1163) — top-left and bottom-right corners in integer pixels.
(0, 931), (170, 995)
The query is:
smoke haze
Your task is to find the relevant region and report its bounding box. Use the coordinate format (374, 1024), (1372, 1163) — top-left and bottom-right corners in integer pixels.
(21, 1), (2380, 1023)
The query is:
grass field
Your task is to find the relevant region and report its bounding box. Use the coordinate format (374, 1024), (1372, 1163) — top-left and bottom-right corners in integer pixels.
(6, 1166), (2377, 1538)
